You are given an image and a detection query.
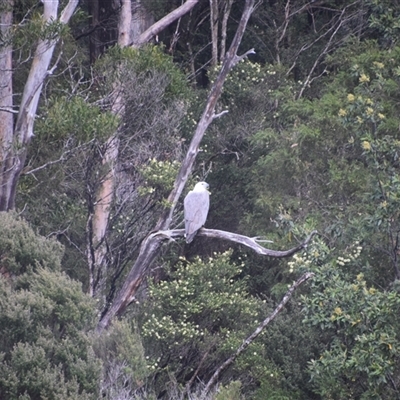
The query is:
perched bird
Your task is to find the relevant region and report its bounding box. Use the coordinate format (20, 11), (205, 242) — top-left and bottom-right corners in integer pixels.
(184, 182), (210, 243)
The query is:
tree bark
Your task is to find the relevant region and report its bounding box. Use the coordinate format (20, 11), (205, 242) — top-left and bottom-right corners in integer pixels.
(118, 0), (132, 47)
(0, 0), (14, 211)
(96, 0), (265, 332)
(210, 0), (219, 65)
(89, 0), (199, 297)
(0, 0), (79, 211)
(220, 0), (234, 61)
(89, 0), (131, 297)
(131, 0), (155, 43)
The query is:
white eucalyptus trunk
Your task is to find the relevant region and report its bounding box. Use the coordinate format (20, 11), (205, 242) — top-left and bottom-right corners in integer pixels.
(0, 0), (14, 210)
(210, 0), (219, 65)
(0, 0), (79, 210)
(220, 0), (234, 61)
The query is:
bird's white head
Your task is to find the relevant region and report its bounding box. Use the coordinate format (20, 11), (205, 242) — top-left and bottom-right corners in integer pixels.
(193, 181), (209, 192)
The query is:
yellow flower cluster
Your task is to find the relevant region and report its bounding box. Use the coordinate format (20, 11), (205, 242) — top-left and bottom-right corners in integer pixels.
(366, 107), (374, 116)
(359, 73), (370, 83)
(362, 141), (371, 151)
(347, 93), (355, 102)
(337, 242), (363, 266)
(373, 61), (385, 69)
(287, 252), (311, 273)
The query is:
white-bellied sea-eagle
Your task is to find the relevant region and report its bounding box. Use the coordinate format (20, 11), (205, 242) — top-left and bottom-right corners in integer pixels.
(184, 182), (210, 243)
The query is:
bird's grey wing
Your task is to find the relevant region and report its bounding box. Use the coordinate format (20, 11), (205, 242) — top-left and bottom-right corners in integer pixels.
(184, 191), (209, 242)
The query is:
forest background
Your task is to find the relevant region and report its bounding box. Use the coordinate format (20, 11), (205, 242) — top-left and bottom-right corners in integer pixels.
(1, 0), (400, 398)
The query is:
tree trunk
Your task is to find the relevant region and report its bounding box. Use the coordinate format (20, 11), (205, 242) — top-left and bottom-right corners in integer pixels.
(131, 0), (155, 43)
(0, 0), (79, 211)
(118, 0), (132, 46)
(88, 0), (120, 63)
(89, 0), (201, 297)
(210, 0), (219, 65)
(88, 0), (132, 298)
(0, 0), (14, 211)
(220, 0), (234, 61)
(88, 0), (100, 63)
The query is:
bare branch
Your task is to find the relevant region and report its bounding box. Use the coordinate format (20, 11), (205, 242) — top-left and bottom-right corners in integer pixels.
(23, 139), (95, 176)
(201, 272), (314, 398)
(274, 0), (291, 64)
(200, 229), (317, 256)
(209, 0), (219, 66)
(213, 110), (229, 119)
(297, 3), (363, 98)
(153, 228), (318, 257)
(96, 225), (317, 333)
(220, 0), (234, 61)
(283, 2), (364, 78)
(297, 10), (345, 99)
(133, 0), (200, 47)
(0, 107), (19, 114)
(234, 48), (256, 64)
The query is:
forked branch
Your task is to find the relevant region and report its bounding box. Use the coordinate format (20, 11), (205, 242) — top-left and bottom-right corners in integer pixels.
(152, 228), (318, 257)
(133, 0), (200, 47)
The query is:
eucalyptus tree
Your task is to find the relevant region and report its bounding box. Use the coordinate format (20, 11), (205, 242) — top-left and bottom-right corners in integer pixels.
(0, 0), (199, 214)
(0, 0), (79, 211)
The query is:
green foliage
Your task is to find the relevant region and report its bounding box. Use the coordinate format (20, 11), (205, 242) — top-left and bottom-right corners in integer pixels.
(298, 240), (400, 398)
(214, 380), (243, 400)
(138, 158), (181, 198)
(252, 379), (296, 400)
(7, 9), (70, 49)
(245, 39), (400, 398)
(142, 251), (259, 342)
(366, 0), (400, 43)
(19, 96), (119, 282)
(0, 213), (101, 399)
(137, 251), (314, 398)
(138, 251), (268, 394)
(10, 1), (400, 397)
(94, 320), (150, 399)
(0, 211), (63, 275)
(37, 96), (119, 144)
(96, 44), (191, 100)
(332, 43), (400, 283)
(0, 271), (101, 399)
(198, 60), (292, 238)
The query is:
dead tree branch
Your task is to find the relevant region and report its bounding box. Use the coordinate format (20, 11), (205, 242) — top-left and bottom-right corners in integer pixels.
(97, 0), (259, 332)
(149, 228), (318, 257)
